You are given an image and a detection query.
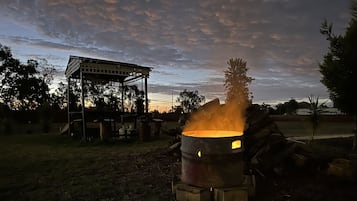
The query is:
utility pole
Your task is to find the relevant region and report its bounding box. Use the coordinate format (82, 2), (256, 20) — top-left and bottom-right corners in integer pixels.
(171, 90), (174, 112)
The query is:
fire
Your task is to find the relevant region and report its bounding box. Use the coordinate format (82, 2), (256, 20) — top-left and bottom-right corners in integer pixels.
(183, 98), (247, 138)
(182, 130), (242, 138)
(231, 140), (241, 149)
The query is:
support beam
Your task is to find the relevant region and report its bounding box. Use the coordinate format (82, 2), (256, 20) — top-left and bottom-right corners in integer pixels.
(67, 77), (71, 135)
(80, 71), (86, 139)
(145, 76), (148, 113)
(121, 81), (124, 112)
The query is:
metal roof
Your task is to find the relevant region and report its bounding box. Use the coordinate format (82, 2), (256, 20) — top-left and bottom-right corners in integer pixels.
(65, 55), (152, 82)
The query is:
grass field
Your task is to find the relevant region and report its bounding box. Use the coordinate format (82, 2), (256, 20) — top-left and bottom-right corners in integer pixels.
(0, 133), (176, 201)
(276, 121), (355, 137)
(0, 118), (355, 201)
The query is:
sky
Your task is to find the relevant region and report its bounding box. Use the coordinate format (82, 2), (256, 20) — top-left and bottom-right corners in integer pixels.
(0, 0), (351, 111)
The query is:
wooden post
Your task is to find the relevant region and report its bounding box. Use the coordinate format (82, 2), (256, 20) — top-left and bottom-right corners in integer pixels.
(145, 76), (148, 113)
(67, 77), (71, 135)
(80, 71), (86, 140)
(121, 81), (124, 112)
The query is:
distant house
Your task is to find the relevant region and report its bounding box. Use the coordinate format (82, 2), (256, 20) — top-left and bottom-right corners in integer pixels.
(296, 108), (343, 115)
(296, 108), (311, 115)
(320, 107), (344, 115)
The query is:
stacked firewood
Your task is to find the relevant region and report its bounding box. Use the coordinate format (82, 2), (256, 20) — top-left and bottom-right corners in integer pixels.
(244, 104), (293, 175)
(244, 104), (355, 177)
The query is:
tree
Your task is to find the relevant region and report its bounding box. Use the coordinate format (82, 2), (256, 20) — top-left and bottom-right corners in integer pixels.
(123, 85), (144, 113)
(176, 89), (205, 113)
(319, 1), (357, 149)
(224, 58), (254, 105)
(0, 44), (50, 110)
(50, 82), (67, 110)
(285, 98), (299, 115)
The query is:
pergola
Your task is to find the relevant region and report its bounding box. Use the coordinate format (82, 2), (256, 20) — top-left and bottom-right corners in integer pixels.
(65, 55), (152, 139)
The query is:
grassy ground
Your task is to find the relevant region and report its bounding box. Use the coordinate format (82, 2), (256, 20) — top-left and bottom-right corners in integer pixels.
(276, 121), (355, 137)
(1, 118), (356, 201)
(0, 133), (176, 201)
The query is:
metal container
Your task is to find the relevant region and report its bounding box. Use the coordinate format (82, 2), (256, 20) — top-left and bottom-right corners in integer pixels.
(181, 131), (244, 188)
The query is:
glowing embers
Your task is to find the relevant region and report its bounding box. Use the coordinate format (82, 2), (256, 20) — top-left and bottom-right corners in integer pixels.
(182, 130), (243, 138)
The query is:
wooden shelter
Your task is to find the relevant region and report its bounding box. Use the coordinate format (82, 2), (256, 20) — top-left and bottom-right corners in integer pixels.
(65, 55), (152, 139)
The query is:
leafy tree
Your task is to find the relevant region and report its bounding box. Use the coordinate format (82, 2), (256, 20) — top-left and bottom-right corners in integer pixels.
(86, 82), (106, 109)
(319, 1), (357, 149)
(50, 82), (67, 110)
(171, 105), (184, 114)
(0, 44), (50, 110)
(176, 89), (205, 113)
(105, 89), (121, 112)
(298, 101), (311, 109)
(37, 58), (56, 86)
(123, 85), (144, 113)
(274, 103), (286, 115)
(224, 58), (253, 105)
(285, 98), (299, 115)
(260, 102), (275, 114)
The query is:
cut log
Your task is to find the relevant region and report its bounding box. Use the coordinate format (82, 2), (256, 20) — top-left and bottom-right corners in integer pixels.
(167, 142), (181, 153)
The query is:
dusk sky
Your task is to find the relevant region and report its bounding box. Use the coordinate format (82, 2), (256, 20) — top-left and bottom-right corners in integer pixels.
(0, 0), (351, 111)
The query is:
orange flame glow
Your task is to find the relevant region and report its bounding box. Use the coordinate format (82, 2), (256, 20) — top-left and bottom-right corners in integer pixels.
(183, 98), (247, 138)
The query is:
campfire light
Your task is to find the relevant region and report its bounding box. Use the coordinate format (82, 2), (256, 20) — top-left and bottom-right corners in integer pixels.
(182, 130), (243, 138)
(231, 140), (241, 149)
(197, 150), (202, 158)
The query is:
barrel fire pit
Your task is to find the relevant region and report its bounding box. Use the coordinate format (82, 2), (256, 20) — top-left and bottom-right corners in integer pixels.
(174, 130), (248, 201)
(181, 130), (244, 188)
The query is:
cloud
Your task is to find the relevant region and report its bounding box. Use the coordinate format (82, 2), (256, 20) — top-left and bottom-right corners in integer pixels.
(0, 0), (351, 105)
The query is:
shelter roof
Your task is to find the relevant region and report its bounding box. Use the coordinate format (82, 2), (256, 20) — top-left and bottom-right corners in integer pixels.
(65, 55), (151, 82)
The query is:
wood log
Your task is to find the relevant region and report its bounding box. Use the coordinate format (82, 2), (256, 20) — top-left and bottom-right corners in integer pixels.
(167, 142), (181, 153)
(258, 143), (297, 172)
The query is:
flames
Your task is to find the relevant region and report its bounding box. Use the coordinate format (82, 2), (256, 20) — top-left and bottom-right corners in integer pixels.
(182, 98), (247, 138)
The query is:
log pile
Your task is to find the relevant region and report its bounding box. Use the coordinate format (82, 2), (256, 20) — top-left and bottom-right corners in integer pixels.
(244, 104), (356, 178)
(244, 104), (291, 175)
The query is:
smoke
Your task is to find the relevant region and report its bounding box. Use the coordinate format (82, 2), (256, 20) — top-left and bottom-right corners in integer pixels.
(183, 58), (252, 137)
(183, 97), (248, 135)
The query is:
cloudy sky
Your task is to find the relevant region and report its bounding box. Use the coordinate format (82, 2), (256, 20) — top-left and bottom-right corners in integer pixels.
(0, 0), (351, 111)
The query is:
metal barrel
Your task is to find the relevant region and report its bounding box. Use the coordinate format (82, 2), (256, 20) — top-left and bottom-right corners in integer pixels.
(181, 134), (244, 188)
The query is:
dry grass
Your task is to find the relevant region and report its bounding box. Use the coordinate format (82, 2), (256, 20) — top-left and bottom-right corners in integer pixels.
(275, 121), (355, 137)
(0, 133), (176, 201)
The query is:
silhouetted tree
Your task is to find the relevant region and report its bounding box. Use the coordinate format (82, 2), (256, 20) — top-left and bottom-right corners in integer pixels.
(224, 58), (254, 105)
(123, 85), (144, 113)
(319, 1), (357, 149)
(285, 98), (299, 115)
(50, 82), (67, 110)
(176, 89), (205, 113)
(0, 44), (50, 110)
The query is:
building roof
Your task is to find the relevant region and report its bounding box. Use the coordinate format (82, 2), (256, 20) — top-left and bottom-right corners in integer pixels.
(65, 55), (152, 82)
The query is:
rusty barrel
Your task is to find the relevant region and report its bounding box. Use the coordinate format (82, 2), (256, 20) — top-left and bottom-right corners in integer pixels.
(181, 132), (244, 188)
